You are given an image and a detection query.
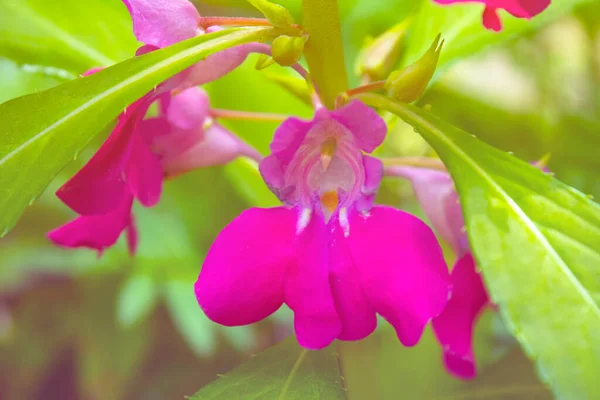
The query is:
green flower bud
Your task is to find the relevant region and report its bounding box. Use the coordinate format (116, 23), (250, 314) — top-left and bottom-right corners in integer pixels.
(271, 35), (308, 67)
(247, 0), (295, 29)
(385, 34), (443, 103)
(355, 19), (411, 81)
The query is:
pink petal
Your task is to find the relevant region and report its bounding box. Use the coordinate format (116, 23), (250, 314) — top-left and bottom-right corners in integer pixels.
(166, 87), (210, 130)
(346, 206), (451, 346)
(329, 213), (377, 340)
(285, 209), (341, 349)
(329, 100), (387, 153)
(386, 166), (469, 256)
(433, 254), (488, 379)
(195, 207), (295, 326)
(48, 195), (134, 253)
(160, 123), (260, 178)
(483, 7), (503, 31)
(126, 216), (139, 254)
(122, 0), (201, 48)
(516, 0), (551, 16)
(56, 99), (149, 215)
(177, 47), (251, 88)
(125, 133), (163, 207)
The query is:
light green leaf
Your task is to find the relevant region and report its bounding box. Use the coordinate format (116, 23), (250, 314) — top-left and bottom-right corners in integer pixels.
(224, 158), (280, 207)
(164, 281), (217, 358)
(0, 26), (275, 237)
(189, 336), (345, 399)
(117, 275), (159, 328)
(0, 58), (72, 103)
(359, 93), (600, 400)
(403, 0), (596, 72)
(0, 0), (137, 72)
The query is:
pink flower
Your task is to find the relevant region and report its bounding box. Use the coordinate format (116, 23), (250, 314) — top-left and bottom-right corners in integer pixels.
(387, 166), (488, 379)
(195, 101), (451, 350)
(49, 0), (261, 253)
(49, 86), (257, 253)
(123, 0), (253, 88)
(433, 0), (551, 31)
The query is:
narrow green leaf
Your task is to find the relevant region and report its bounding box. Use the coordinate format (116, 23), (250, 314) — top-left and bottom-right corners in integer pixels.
(189, 336), (345, 399)
(0, 0), (137, 71)
(164, 281), (217, 358)
(116, 275), (159, 328)
(0, 26), (275, 237)
(224, 158), (280, 207)
(359, 93), (600, 400)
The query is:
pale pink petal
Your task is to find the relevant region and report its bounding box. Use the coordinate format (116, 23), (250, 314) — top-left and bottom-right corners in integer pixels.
(329, 213), (377, 340)
(346, 206), (451, 346)
(56, 99), (148, 215)
(355, 155), (383, 212)
(48, 195), (134, 253)
(285, 209), (342, 349)
(195, 207), (295, 326)
(166, 87), (210, 130)
(433, 254), (488, 379)
(386, 166), (469, 256)
(329, 100), (387, 153)
(160, 123), (260, 178)
(177, 47), (250, 88)
(122, 0), (201, 48)
(125, 133), (163, 207)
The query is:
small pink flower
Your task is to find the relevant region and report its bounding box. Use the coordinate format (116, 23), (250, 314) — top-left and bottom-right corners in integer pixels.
(123, 0), (253, 88)
(49, 86), (256, 253)
(387, 166), (487, 379)
(49, 0), (261, 253)
(195, 101), (451, 350)
(433, 0), (551, 31)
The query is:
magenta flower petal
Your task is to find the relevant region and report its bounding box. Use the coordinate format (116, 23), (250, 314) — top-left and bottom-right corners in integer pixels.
(330, 100), (387, 153)
(166, 87), (210, 130)
(347, 206), (451, 346)
(482, 7), (503, 31)
(355, 155), (383, 212)
(195, 207), (295, 326)
(387, 166), (469, 256)
(48, 194), (134, 253)
(125, 133), (163, 207)
(56, 100), (148, 215)
(286, 210), (341, 349)
(122, 0), (201, 48)
(330, 214), (377, 341)
(433, 254), (488, 379)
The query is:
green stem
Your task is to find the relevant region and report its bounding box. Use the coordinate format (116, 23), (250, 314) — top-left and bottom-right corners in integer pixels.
(302, 0), (348, 109)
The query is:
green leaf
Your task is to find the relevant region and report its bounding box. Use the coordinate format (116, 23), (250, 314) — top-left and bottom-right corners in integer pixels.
(117, 275), (159, 328)
(359, 93), (600, 400)
(164, 281), (217, 358)
(402, 0), (596, 72)
(0, 58), (72, 103)
(0, 26), (275, 237)
(0, 0), (137, 72)
(189, 336), (345, 399)
(224, 158), (280, 207)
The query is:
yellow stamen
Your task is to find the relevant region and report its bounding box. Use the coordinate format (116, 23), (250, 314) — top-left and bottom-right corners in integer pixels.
(321, 191), (339, 214)
(320, 139), (337, 171)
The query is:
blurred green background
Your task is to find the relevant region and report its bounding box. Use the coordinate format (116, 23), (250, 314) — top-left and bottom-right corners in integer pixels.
(1, 0), (599, 398)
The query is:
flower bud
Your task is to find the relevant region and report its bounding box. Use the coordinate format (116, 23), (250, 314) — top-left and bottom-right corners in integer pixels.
(385, 34), (443, 103)
(271, 34), (308, 66)
(255, 54), (276, 70)
(355, 19), (410, 81)
(247, 0), (295, 29)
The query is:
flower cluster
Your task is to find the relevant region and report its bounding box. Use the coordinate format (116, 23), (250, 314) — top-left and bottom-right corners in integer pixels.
(48, 0), (552, 381)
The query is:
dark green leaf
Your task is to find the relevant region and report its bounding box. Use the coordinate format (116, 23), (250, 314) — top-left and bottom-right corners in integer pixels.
(0, 26), (275, 237)
(189, 336), (345, 399)
(360, 93), (600, 400)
